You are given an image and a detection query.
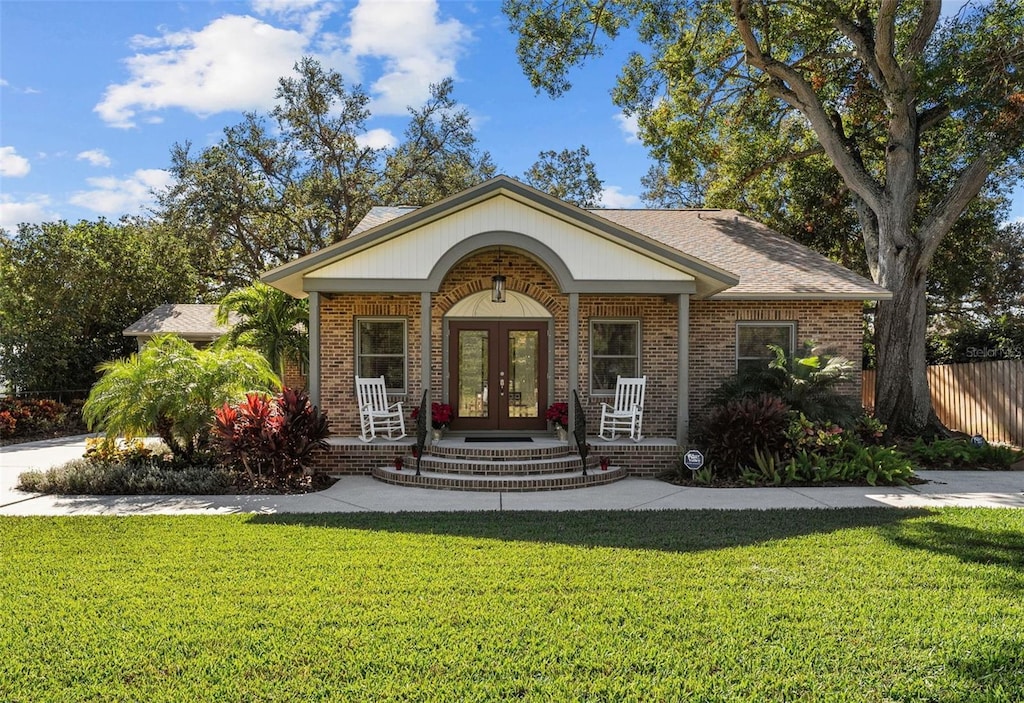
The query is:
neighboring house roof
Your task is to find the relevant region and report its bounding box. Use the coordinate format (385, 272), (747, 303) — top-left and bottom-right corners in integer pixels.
(262, 175), (889, 301)
(123, 304), (238, 340)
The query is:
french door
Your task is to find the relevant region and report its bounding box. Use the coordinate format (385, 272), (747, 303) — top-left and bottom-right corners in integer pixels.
(448, 321), (549, 431)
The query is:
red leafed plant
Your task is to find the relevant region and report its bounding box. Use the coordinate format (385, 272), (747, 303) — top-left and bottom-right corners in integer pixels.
(213, 387), (330, 483)
(412, 402), (454, 429)
(545, 402), (569, 428)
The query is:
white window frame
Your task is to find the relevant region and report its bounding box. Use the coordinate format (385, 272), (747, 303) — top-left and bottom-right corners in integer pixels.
(356, 318), (408, 394)
(736, 322), (796, 372)
(590, 319), (641, 395)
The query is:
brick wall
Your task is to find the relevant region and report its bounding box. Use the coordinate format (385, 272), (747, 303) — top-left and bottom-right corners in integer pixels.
(578, 295), (679, 437)
(689, 299), (864, 422)
(316, 266), (864, 447)
(318, 293), (423, 433)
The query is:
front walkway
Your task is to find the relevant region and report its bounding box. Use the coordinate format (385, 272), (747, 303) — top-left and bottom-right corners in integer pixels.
(3, 435), (1023, 515)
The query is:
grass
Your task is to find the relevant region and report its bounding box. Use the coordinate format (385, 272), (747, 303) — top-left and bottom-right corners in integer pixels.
(2, 509), (1023, 701)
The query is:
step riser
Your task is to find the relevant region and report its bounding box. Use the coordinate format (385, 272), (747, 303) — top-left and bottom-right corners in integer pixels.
(372, 467), (626, 492)
(428, 443), (570, 460)
(416, 458), (590, 475)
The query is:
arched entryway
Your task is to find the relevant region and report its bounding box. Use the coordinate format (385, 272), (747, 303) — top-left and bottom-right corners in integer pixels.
(444, 290), (553, 432)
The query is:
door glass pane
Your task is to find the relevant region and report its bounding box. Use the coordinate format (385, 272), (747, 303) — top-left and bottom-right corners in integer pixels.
(507, 330), (539, 418)
(458, 330), (488, 418)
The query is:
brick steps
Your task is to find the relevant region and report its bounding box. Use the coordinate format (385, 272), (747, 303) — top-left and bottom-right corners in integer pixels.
(365, 436), (625, 491)
(372, 464), (626, 491)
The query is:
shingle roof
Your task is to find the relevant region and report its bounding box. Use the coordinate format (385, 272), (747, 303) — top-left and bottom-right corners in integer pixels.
(594, 209), (887, 298)
(349, 206), (417, 239)
(347, 203), (887, 299)
(123, 304), (238, 338)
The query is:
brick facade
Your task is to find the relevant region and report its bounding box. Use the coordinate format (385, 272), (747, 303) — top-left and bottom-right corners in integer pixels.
(689, 299), (864, 420)
(314, 254), (865, 475)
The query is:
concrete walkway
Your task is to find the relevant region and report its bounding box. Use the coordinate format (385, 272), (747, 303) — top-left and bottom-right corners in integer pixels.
(3, 435), (1023, 515)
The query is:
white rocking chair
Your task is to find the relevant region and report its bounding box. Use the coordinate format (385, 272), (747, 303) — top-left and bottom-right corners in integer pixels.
(356, 375), (406, 442)
(598, 376), (646, 442)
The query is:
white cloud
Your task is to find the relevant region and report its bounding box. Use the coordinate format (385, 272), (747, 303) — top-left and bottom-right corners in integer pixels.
(68, 169), (174, 215)
(0, 194), (59, 230)
(0, 78), (7, 87)
(0, 146), (31, 177)
(95, 15), (311, 128)
(614, 112), (641, 144)
(346, 0), (471, 114)
(357, 128), (398, 150)
(94, 1), (470, 127)
(252, 0), (337, 35)
(77, 149), (113, 167)
(599, 186), (642, 208)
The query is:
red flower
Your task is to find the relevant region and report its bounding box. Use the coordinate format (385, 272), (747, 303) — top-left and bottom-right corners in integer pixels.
(412, 402), (454, 429)
(545, 402), (569, 428)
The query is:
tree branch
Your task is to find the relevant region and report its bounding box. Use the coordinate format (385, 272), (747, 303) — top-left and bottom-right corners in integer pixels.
(730, 0), (883, 211)
(918, 147), (1001, 266)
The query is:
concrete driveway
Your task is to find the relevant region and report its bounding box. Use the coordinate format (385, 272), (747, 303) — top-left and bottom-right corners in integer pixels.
(3, 435), (1023, 515)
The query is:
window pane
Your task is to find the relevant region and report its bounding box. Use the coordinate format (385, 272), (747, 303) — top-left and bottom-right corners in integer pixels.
(458, 330), (488, 418)
(358, 321), (404, 354)
(592, 322), (637, 356)
(358, 357), (404, 389)
(738, 325), (791, 358)
(592, 358), (638, 392)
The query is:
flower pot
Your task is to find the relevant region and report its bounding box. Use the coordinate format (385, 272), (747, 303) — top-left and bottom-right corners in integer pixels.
(394, 457), (404, 470)
(600, 458), (610, 471)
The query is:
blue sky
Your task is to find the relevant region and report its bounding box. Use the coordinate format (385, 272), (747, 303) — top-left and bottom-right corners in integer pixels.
(1, 0), (1021, 232)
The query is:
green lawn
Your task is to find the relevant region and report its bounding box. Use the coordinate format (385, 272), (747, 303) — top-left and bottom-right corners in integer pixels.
(2, 509), (1022, 702)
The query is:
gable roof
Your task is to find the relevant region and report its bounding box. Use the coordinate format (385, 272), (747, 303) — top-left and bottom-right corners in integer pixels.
(262, 175), (889, 300)
(123, 304), (238, 339)
(595, 209), (888, 299)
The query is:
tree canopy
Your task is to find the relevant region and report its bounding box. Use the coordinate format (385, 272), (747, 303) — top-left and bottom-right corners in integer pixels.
(0, 218), (199, 395)
(506, 0), (1024, 436)
(159, 58), (495, 293)
(523, 145), (603, 207)
(216, 283), (308, 379)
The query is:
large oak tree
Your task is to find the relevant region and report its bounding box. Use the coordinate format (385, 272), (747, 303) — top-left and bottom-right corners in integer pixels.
(506, 0), (1024, 436)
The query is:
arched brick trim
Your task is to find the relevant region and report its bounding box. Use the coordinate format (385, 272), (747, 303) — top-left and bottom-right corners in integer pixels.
(436, 277), (564, 316)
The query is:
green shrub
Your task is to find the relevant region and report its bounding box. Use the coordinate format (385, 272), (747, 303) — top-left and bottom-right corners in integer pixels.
(697, 394), (790, 477)
(17, 457), (233, 495)
(83, 334), (279, 462)
(906, 437), (1024, 469)
(83, 437), (155, 463)
(711, 343), (859, 426)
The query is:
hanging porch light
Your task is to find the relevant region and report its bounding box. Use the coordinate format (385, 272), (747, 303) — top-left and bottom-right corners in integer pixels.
(491, 247), (506, 303)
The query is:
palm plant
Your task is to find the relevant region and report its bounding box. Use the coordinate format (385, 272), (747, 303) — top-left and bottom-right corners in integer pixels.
(711, 343), (858, 426)
(216, 283), (309, 379)
(83, 334), (279, 461)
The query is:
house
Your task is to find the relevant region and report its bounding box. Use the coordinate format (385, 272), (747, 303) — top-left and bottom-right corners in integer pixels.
(123, 304), (306, 390)
(123, 304), (237, 349)
(262, 175), (889, 485)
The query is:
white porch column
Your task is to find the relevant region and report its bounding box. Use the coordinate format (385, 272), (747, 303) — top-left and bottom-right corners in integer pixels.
(568, 292), (579, 443)
(677, 293), (690, 444)
(420, 292), (432, 403)
(308, 291), (320, 408)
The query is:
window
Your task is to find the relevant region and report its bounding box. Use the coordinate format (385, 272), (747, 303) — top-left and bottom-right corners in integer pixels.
(590, 320), (640, 393)
(356, 319), (407, 392)
(736, 322), (795, 373)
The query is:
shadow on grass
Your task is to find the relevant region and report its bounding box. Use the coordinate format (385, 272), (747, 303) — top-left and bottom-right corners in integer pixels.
(882, 520), (1024, 572)
(248, 508), (930, 554)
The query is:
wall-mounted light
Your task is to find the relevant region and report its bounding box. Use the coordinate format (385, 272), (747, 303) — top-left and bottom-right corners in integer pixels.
(491, 247), (506, 303)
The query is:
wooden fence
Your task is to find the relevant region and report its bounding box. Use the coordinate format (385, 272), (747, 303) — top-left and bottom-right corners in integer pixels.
(862, 360), (1024, 447)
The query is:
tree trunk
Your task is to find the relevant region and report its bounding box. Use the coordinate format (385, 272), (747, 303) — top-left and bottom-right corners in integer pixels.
(872, 240), (942, 438)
